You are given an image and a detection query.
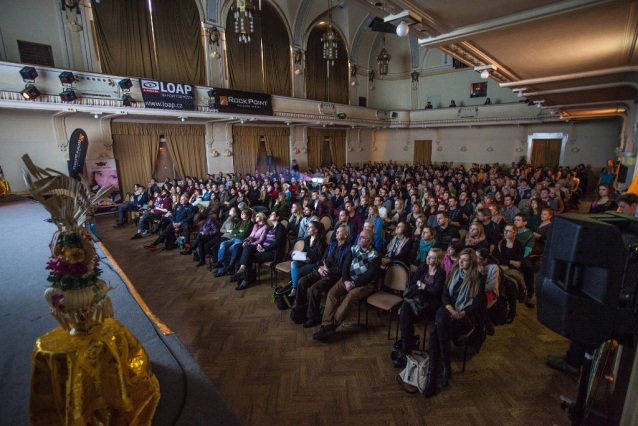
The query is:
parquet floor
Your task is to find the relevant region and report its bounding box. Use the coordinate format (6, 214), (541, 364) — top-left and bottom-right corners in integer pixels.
(96, 216), (578, 426)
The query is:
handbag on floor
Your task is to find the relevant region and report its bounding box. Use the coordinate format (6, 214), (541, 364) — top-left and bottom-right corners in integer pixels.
(396, 351), (429, 394)
(271, 283), (293, 310)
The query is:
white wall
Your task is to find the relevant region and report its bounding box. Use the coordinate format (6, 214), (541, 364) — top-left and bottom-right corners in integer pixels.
(347, 119), (622, 169)
(0, 0), (67, 67)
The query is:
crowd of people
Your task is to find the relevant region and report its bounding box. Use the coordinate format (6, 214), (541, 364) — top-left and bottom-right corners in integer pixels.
(111, 159), (631, 397)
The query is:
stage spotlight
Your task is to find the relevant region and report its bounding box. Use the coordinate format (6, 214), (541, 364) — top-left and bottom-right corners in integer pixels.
(122, 94), (136, 106)
(118, 78), (133, 90)
(59, 71), (75, 85)
(19, 66), (38, 81)
(60, 89), (77, 102)
(21, 85), (41, 100)
(207, 89), (215, 98)
(208, 101), (216, 110)
(337, 112), (347, 119)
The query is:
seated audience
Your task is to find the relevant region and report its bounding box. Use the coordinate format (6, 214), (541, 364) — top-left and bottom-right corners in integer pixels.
(181, 213), (220, 267)
(144, 194), (194, 251)
(298, 205), (319, 239)
(424, 249), (486, 398)
(462, 222), (490, 250)
(381, 221), (413, 266)
(233, 211), (286, 291)
(330, 210), (357, 246)
(394, 248), (445, 368)
(131, 189), (171, 239)
(588, 183), (618, 213)
(434, 211), (461, 249)
(114, 184), (148, 228)
(312, 229), (382, 341)
(290, 221), (327, 297)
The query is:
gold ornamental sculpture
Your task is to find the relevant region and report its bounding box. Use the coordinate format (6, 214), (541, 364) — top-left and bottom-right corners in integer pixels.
(22, 154), (114, 334)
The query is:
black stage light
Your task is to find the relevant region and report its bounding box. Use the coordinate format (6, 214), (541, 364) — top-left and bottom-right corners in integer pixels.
(21, 85), (41, 100)
(207, 89), (215, 98)
(208, 101), (216, 110)
(337, 112), (346, 119)
(118, 78), (133, 90)
(122, 94), (136, 106)
(60, 89), (77, 102)
(19, 66), (38, 81)
(59, 71), (75, 85)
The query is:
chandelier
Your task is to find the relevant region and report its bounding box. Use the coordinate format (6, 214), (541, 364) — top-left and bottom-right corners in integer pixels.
(322, 0), (339, 66)
(232, 0), (254, 43)
(377, 35), (391, 78)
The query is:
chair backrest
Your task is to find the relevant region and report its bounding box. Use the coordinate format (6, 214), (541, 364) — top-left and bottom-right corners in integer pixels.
(459, 229), (468, 240)
(292, 239), (305, 253)
(325, 230), (334, 245)
(384, 262), (409, 292)
(281, 219), (288, 228)
(320, 215), (332, 231)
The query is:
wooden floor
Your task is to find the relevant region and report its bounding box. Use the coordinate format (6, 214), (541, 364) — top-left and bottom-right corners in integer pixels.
(96, 216), (578, 426)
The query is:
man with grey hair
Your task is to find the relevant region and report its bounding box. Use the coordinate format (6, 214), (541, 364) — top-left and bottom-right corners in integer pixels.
(293, 224), (353, 328)
(313, 229), (381, 341)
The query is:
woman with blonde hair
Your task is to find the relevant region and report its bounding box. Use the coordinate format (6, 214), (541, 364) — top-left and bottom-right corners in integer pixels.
(462, 222), (490, 250)
(393, 248), (446, 368)
(423, 248), (486, 398)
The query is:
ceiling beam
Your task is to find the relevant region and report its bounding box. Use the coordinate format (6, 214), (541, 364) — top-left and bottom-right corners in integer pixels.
(500, 65), (638, 88)
(418, 0), (614, 48)
(523, 82), (638, 97)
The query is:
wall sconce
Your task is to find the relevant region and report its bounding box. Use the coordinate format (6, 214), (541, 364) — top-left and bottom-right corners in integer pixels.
(486, 147), (494, 152)
(301, 147), (308, 154)
(571, 147), (580, 153)
(207, 27), (222, 59)
(515, 147), (524, 153)
(211, 149), (220, 157)
(358, 147), (364, 152)
(292, 147), (300, 154)
(293, 50), (303, 76)
(461, 146), (468, 152)
(369, 70), (375, 90)
(224, 149), (232, 157)
(437, 146), (443, 152)
(347, 147), (354, 152)
(350, 65), (357, 86)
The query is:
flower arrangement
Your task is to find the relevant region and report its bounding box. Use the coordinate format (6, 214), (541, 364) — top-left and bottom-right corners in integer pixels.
(22, 154), (115, 334)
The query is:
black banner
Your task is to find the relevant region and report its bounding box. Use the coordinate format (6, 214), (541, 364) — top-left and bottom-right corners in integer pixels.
(68, 128), (88, 181)
(139, 79), (196, 111)
(213, 88), (273, 116)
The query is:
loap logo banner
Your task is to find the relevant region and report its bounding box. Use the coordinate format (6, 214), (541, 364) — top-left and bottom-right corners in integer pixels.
(213, 88), (273, 116)
(139, 79), (196, 111)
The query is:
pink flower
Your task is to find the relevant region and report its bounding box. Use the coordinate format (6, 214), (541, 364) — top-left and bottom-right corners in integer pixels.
(51, 294), (65, 310)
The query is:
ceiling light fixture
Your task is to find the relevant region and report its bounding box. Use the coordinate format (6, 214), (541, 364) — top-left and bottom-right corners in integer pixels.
(232, 0), (254, 43)
(322, 0), (339, 66)
(396, 21), (409, 37)
(377, 34), (391, 78)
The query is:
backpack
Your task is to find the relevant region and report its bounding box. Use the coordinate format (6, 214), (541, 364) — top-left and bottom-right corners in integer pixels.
(396, 351), (429, 394)
(271, 283), (293, 310)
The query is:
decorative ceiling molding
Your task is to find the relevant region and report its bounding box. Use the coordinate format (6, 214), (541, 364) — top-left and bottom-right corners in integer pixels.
(293, 0), (313, 47)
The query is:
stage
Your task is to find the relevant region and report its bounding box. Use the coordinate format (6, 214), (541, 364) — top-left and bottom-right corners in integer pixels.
(0, 199), (240, 426)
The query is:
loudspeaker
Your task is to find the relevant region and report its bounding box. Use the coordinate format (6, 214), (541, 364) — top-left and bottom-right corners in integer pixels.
(267, 156), (273, 166)
(536, 213), (638, 347)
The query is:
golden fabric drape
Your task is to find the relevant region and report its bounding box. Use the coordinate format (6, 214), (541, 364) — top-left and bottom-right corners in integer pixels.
(164, 125), (207, 179)
(531, 139), (562, 169)
(112, 123), (161, 194)
(226, 6), (264, 93)
(29, 318), (160, 425)
(261, 1), (292, 96)
(307, 134), (324, 170)
(305, 25), (349, 104)
(150, 0), (206, 86)
(232, 126), (262, 176)
(329, 130), (346, 169)
(92, 0), (158, 79)
(262, 127), (291, 171)
(413, 140), (432, 165)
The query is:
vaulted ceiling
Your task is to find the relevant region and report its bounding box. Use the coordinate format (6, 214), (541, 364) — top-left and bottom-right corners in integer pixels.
(355, 0), (638, 111)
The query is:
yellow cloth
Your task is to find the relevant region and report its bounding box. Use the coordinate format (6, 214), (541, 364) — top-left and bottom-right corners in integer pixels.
(0, 177), (10, 196)
(29, 318), (160, 426)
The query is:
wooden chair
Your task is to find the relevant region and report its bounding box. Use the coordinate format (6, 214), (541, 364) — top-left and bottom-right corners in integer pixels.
(325, 230), (334, 245)
(273, 239), (305, 285)
(453, 328), (475, 373)
(280, 219), (288, 229)
(261, 237), (291, 287)
(459, 228), (468, 240)
(320, 215), (333, 232)
(362, 262), (409, 340)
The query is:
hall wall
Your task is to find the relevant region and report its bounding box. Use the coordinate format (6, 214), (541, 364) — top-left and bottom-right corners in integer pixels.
(346, 120), (622, 171)
(0, 110), (111, 192)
